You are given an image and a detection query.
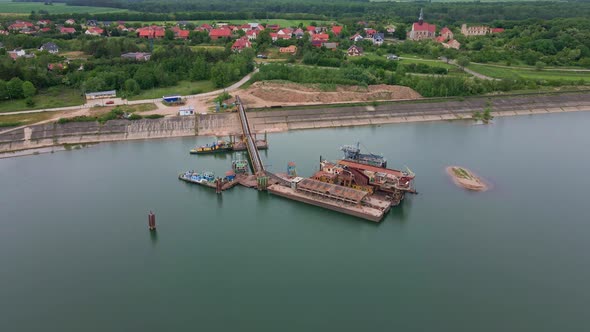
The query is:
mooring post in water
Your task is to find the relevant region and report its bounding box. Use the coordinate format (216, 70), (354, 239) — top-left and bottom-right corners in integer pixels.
(148, 211), (156, 231)
(215, 178), (223, 194)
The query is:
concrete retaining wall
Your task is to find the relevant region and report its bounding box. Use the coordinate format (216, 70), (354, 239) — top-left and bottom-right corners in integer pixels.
(1, 93), (590, 154)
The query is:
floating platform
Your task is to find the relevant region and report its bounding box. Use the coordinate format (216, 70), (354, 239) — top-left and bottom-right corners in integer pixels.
(267, 179), (391, 222)
(178, 174), (239, 191)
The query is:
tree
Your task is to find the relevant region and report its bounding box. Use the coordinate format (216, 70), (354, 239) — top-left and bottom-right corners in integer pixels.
(535, 61), (545, 71)
(0, 80), (8, 100)
(190, 56), (209, 81)
(22, 81), (36, 98)
(124, 78), (140, 96)
(456, 56), (470, 69)
(165, 29), (174, 40)
(7, 77), (24, 99)
(210, 61), (233, 88)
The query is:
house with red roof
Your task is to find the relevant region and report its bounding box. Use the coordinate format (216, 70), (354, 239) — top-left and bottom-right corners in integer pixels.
(331, 25), (343, 35)
(246, 30), (258, 40)
(231, 37), (251, 52)
(294, 28), (304, 39)
(39, 27), (52, 33)
(172, 27), (190, 39)
(306, 26), (316, 34)
(60, 27), (76, 34)
(364, 28), (377, 38)
(408, 9), (436, 41)
(440, 27), (453, 40)
(137, 26), (165, 38)
(85, 27), (104, 36)
(269, 32), (278, 42)
(350, 33), (363, 42)
(267, 24), (280, 32)
(347, 45), (363, 57)
(201, 23), (212, 31)
(491, 28), (505, 34)
(209, 28), (232, 40)
(442, 39), (461, 50)
(8, 21), (34, 31)
(312, 33), (329, 42)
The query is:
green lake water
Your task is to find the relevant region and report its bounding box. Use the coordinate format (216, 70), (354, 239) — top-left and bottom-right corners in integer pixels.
(1, 112), (589, 331)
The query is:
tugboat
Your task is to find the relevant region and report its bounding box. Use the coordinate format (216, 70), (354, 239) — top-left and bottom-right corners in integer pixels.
(340, 142), (387, 168)
(190, 140), (233, 154)
(232, 154), (249, 174)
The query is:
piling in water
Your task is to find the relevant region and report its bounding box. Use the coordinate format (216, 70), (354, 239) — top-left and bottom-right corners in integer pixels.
(148, 211), (156, 231)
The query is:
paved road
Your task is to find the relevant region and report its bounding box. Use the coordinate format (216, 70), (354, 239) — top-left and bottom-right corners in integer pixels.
(0, 68), (259, 116)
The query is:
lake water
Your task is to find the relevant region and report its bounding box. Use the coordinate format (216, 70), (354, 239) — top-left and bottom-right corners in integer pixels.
(1, 112), (589, 331)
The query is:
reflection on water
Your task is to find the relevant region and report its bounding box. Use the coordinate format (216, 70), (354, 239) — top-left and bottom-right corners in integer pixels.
(149, 229), (158, 246)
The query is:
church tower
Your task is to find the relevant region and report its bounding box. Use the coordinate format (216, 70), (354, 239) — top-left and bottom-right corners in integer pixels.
(418, 8), (424, 25)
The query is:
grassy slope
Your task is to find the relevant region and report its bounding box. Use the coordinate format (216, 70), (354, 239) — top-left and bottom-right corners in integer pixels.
(0, 0), (128, 14)
(127, 80), (216, 100)
(468, 63), (589, 82)
(0, 87), (84, 113)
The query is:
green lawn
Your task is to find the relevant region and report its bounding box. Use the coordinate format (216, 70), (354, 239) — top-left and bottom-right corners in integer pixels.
(0, 111), (54, 127)
(468, 64), (589, 82)
(0, 0), (128, 14)
(0, 87), (84, 113)
(398, 57), (456, 70)
(128, 80), (216, 100)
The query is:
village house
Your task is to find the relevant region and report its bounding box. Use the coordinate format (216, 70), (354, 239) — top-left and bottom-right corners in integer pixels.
(8, 49), (26, 60)
(461, 24), (505, 36)
(408, 9), (436, 41)
(85, 20), (98, 27)
(267, 24), (280, 32)
(65, 19), (76, 25)
(39, 27), (52, 33)
(364, 28), (377, 38)
(440, 27), (453, 40)
(350, 33), (363, 42)
(172, 27), (190, 39)
(47, 63), (64, 71)
(279, 45), (297, 54)
(231, 37), (252, 52)
(347, 45), (363, 57)
(137, 26), (165, 38)
(121, 52), (151, 61)
(322, 42), (338, 50)
(8, 21), (34, 31)
(277, 28), (292, 39)
(246, 30), (258, 40)
(372, 32), (384, 46)
(331, 25), (343, 35)
(117, 24), (129, 32)
(306, 26), (316, 35)
(293, 28), (304, 39)
(209, 28), (232, 40)
(85, 27), (104, 36)
(37, 20), (51, 26)
(0, 30), (8, 36)
(39, 42), (59, 54)
(442, 39), (461, 50)
(60, 27), (76, 34)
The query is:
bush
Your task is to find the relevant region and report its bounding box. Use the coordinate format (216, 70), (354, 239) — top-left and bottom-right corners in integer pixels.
(25, 97), (35, 107)
(128, 113), (142, 120)
(144, 114), (164, 119)
(214, 92), (232, 104)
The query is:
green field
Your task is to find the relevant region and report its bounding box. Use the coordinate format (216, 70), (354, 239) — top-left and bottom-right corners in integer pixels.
(128, 80), (216, 100)
(468, 63), (589, 82)
(0, 87), (84, 113)
(0, 0), (128, 14)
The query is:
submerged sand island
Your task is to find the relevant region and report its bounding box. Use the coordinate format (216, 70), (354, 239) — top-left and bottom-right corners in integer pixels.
(446, 166), (489, 191)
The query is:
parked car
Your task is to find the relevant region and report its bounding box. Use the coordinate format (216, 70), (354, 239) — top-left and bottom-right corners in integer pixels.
(106, 100), (114, 105)
(256, 54), (268, 59)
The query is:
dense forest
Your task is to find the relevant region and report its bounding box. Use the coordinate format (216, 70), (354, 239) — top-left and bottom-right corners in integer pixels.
(16, 0), (590, 24)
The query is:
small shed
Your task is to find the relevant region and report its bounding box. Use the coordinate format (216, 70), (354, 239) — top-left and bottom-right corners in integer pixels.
(85, 90), (116, 100)
(178, 106), (195, 116)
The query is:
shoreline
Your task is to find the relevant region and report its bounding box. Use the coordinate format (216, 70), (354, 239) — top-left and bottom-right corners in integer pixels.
(1, 93), (589, 159)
